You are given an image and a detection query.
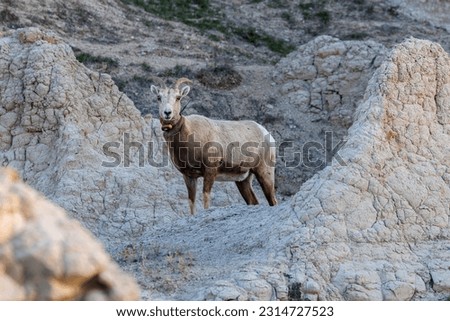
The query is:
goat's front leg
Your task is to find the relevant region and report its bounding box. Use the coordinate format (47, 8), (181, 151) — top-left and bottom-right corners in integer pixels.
(183, 175), (197, 215)
(202, 169), (216, 209)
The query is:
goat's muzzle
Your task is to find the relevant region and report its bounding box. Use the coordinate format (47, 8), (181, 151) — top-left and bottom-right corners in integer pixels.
(160, 118), (174, 131)
(160, 116), (185, 134)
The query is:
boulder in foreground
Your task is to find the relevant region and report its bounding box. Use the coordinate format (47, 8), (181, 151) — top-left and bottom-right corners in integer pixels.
(0, 167), (139, 300)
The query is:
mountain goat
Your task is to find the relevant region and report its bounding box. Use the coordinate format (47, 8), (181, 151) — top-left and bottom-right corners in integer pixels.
(151, 77), (277, 214)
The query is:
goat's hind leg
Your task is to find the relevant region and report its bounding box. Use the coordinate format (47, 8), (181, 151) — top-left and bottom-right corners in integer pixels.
(235, 173), (259, 205)
(253, 166), (277, 206)
(202, 169), (217, 210)
(183, 175), (197, 215)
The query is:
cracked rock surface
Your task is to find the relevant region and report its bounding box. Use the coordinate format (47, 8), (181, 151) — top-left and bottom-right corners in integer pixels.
(124, 38), (450, 300)
(272, 35), (386, 195)
(0, 167), (139, 300)
(1, 28), (449, 301)
(0, 28), (244, 249)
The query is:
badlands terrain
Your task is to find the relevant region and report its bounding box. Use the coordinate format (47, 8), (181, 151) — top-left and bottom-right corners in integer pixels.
(0, 0), (449, 300)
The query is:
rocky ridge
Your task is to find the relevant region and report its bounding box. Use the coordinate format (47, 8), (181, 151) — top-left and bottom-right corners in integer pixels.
(285, 37), (450, 300)
(0, 1), (449, 301)
(272, 35), (386, 194)
(127, 37), (450, 301)
(0, 27), (390, 251)
(2, 0), (449, 196)
(0, 167), (139, 300)
(0, 28), (249, 251)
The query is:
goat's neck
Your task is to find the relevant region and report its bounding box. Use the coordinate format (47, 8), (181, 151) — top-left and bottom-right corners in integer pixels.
(161, 115), (186, 138)
(164, 116), (202, 174)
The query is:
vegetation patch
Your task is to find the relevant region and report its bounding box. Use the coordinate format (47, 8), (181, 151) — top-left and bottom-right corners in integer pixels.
(140, 62), (153, 73)
(158, 64), (194, 79)
(287, 282), (303, 300)
(74, 50), (119, 70)
(267, 0), (290, 9)
(342, 32), (369, 40)
(196, 65), (242, 90)
(121, 0), (227, 33)
(232, 26), (295, 56)
(121, 0), (295, 56)
(299, 1), (331, 25)
(0, 8), (20, 28)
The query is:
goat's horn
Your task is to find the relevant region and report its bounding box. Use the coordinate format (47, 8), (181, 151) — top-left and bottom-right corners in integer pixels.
(151, 76), (167, 89)
(175, 77), (192, 90)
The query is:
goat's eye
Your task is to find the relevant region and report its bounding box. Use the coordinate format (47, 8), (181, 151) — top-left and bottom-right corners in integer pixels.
(176, 96), (181, 101)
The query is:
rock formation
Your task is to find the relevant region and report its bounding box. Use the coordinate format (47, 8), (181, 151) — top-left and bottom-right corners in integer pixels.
(0, 167), (139, 300)
(126, 38), (450, 301)
(1, 27), (449, 301)
(285, 37), (450, 300)
(272, 35), (386, 194)
(0, 28), (243, 250)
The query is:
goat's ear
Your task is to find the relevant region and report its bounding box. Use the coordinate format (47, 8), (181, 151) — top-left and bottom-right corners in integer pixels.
(180, 85), (190, 97)
(150, 85), (160, 95)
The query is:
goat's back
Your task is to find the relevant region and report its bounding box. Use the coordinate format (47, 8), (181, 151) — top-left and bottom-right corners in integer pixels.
(185, 115), (269, 144)
(184, 115), (275, 170)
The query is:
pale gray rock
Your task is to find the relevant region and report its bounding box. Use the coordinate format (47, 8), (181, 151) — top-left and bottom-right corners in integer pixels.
(0, 28), (242, 251)
(0, 167), (139, 300)
(430, 270), (450, 293)
(1, 28), (449, 301)
(273, 35), (386, 126)
(271, 36), (387, 195)
(284, 37), (450, 301)
(128, 38), (450, 301)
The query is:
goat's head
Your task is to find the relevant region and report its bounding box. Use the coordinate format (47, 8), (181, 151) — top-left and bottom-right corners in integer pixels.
(151, 77), (192, 125)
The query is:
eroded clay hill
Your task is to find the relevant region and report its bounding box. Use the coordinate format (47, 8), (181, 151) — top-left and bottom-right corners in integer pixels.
(122, 38), (450, 300)
(0, 28), (386, 246)
(0, 28), (249, 251)
(0, 167), (139, 300)
(1, 28), (449, 301)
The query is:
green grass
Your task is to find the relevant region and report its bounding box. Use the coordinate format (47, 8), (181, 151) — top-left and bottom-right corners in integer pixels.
(281, 11), (295, 24)
(158, 65), (190, 78)
(121, 0), (295, 56)
(233, 27), (295, 56)
(75, 52), (119, 68)
(121, 0), (226, 32)
(267, 0), (289, 9)
(141, 62), (153, 72)
(316, 10), (330, 24)
(299, 1), (331, 25)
